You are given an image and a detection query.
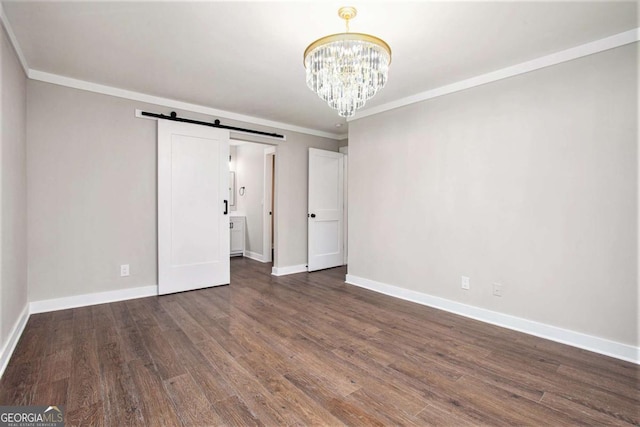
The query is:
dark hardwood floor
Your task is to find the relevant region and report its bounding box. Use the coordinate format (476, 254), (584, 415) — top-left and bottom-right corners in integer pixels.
(1, 257), (638, 426)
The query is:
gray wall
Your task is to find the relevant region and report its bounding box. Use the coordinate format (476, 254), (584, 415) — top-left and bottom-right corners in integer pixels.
(27, 81), (157, 302)
(1, 24), (28, 348)
(27, 80), (338, 301)
(348, 44), (638, 346)
(236, 143), (266, 256)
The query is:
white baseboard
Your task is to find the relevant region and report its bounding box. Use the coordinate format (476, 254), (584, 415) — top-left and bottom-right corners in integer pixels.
(30, 285), (158, 314)
(345, 274), (639, 365)
(244, 251), (269, 263)
(0, 304), (30, 379)
(272, 264), (307, 276)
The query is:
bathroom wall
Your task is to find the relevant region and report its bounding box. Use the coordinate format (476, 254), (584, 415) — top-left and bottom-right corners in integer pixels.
(235, 142), (267, 259)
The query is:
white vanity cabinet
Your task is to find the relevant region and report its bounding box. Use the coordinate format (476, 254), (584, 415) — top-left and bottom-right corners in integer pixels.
(230, 216), (245, 256)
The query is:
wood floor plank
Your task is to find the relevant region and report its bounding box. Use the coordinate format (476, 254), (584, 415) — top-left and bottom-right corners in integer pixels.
(0, 359), (42, 405)
(44, 317), (74, 357)
(162, 329), (237, 405)
(324, 397), (389, 427)
(175, 289), (229, 321)
(0, 257), (637, 426)
(213, 395), (264, 427)
(518, 333), (638, 380)
(415, 401), (480, 427)
(236, 352), (345, 426)
(72, 306), (94, 333)
(9, 316), (48, 362)
(188, 312), (251, 359)
(109, 300), (136, 329)
(65, 401), (105, 427)
(331, 343), (460, 413)
(344, 387), (424, 426)
(97, 340), (146, 426)
(128, 359), (183, 427)
(195, 338), (299, 426)
(445, 354), (547, 403)
(163, 373), (223, 426)
(37, 348), (71, 385)
(230, 305), (362, 398)
(556, 363), (640, 398)
(66, 328), (102, 412)
(162, 299), (213, 344)
(32, 378), (68, 407)
(284, 369), (384, 426)
(92, 303), (119, 344)
(116, 326), (153, 364)
(451, 374), (583, 425)
(540, 391), (639, 426)
(135, 324), (187, 380)
(289, 333), (430, 417)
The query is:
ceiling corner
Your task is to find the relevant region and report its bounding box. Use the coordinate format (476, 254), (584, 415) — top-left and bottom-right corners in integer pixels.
(0, 2), (29, 76)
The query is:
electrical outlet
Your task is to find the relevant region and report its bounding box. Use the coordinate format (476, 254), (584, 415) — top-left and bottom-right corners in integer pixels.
(120, 264), (130, 277)
(461, 276), (470, 290)
(493, 282), (503, 297)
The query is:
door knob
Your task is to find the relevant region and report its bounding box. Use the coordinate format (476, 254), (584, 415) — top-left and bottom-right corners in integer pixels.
(310, 213), (316, 218)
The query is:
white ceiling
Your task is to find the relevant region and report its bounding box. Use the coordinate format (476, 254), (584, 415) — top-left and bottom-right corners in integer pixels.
(2, 1), (637, 136)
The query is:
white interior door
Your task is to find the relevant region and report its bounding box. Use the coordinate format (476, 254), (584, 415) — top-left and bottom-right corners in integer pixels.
(308, 148), (344, 272)
(158, 120), (230, 295)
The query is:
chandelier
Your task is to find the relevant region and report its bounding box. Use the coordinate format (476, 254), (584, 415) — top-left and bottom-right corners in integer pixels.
(303, 6), (392, 118)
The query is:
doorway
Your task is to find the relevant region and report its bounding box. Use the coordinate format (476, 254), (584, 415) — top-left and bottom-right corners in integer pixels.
(264, 147), (275, 264)
(229, 140), (277, 269)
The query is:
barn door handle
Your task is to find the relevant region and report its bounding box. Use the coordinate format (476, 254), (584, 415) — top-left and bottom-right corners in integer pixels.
(224, 200), (228, 215)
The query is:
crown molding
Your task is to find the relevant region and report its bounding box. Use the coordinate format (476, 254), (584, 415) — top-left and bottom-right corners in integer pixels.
(28, 70), (345, 140)
(3, 3), (343, 140)
(4, 1), (635, 139)
(350, 28), (640, 121)
(0, 2), (29, 75)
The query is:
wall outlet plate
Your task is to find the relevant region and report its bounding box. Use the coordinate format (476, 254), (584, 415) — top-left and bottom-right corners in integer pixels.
(461, 276), (470, 290)
(120, 264), (130, 277)
(493, 282), (503, 297)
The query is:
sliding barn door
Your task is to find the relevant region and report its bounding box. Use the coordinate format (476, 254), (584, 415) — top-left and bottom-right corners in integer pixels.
(308, 148), (344, 272)
(158, 120), (230, 295)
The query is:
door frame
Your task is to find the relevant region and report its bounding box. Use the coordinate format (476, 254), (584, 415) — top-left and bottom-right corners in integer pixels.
(263, 146), (276, 263)
(339, 146), (348, 265)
